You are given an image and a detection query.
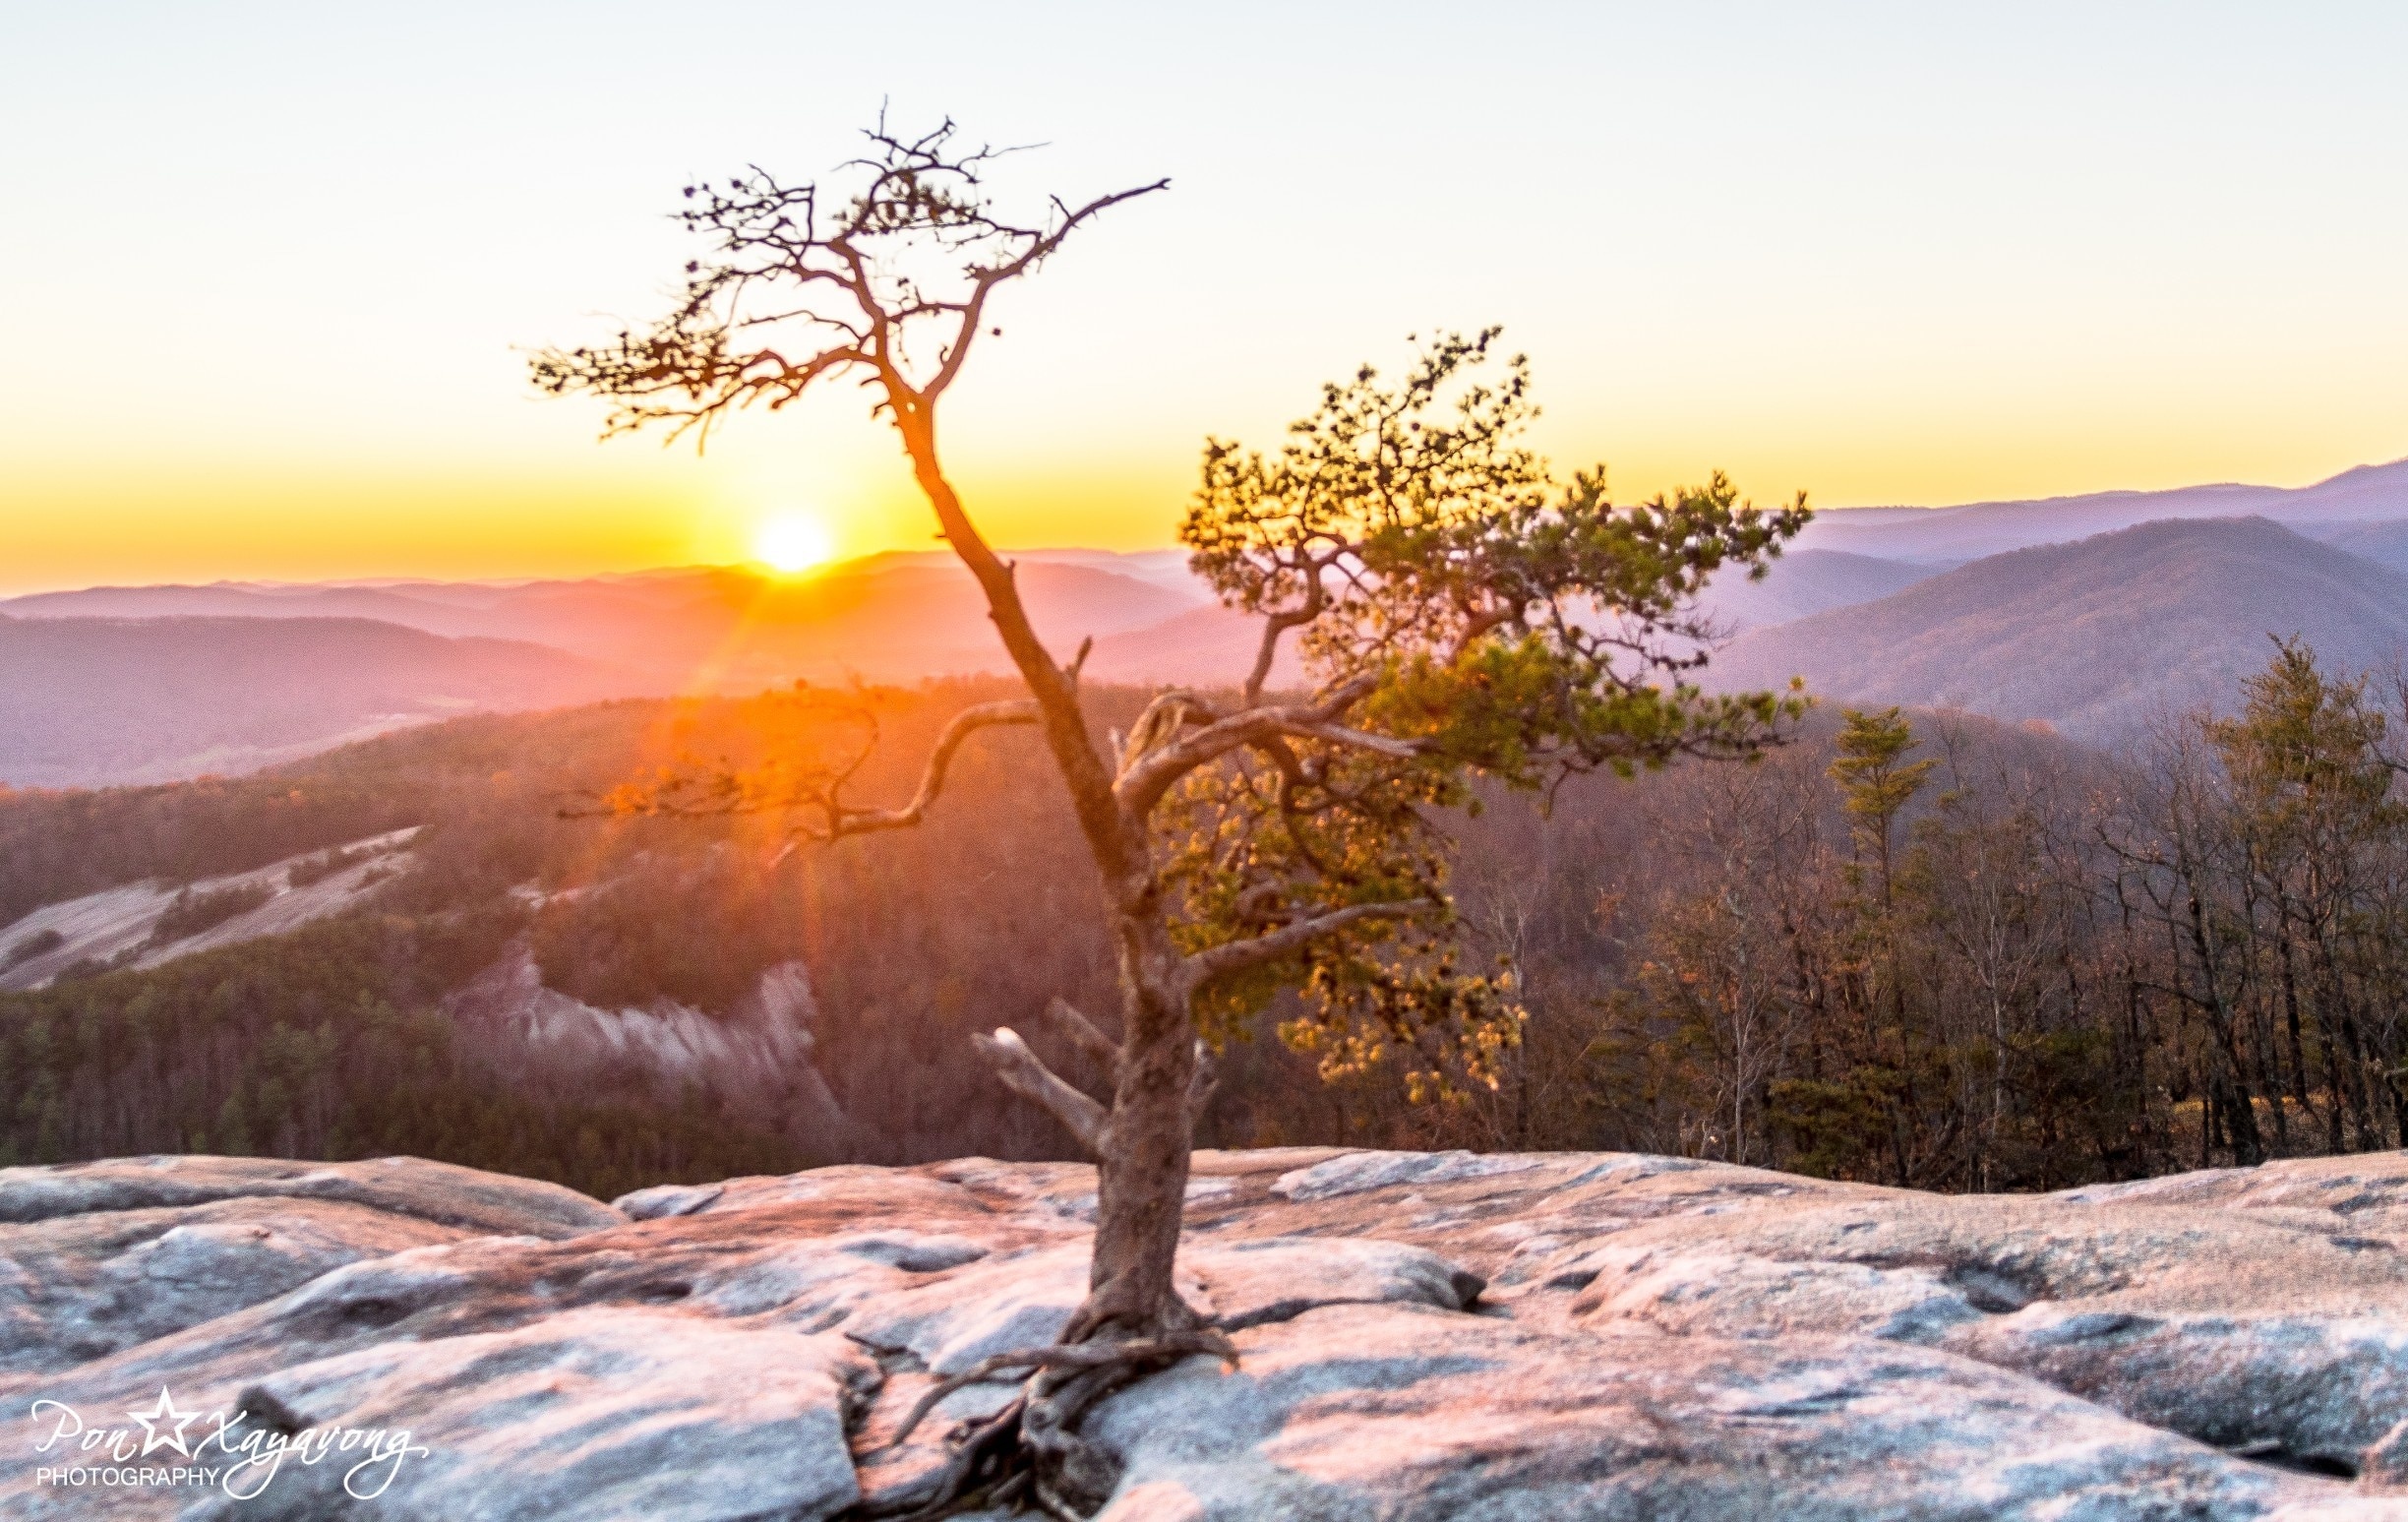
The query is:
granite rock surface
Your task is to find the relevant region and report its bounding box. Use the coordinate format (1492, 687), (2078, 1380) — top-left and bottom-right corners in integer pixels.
(5, 1147), (2408, 1518)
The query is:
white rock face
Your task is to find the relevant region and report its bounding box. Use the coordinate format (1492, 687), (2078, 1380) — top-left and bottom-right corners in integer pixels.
(0, 829), (418, 992)
(6, 1148), (2408, 1518)
(443, 945), (851, 1142)
(1269, 1147), (1545, 1202)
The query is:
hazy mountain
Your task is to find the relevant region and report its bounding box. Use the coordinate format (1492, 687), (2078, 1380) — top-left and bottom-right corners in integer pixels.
(0, 555), (1227, 789)
(1693, 549), (1935, 634)
(0, 581), (510, 632)
(0, 616), (624, 789)
(1797, 457), (2408, 565)
(1709, 517), (2408, 744)
(25, 465), (2408, 786)
(1084, 602), (1303, 689)
(2313, 517), (2408, 578)
(0, 552), (1208, 691)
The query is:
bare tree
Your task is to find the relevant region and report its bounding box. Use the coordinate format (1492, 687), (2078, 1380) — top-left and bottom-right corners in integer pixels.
(532, 116), (1808, 1515)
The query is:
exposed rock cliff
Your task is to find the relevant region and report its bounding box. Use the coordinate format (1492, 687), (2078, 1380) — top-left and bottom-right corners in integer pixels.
(7, 1147), (2408, 1518)
(442, 946), (851, 1150)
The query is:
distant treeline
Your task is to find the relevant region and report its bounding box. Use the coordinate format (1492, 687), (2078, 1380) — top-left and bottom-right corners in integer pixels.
(6, 653), (2408, 1197)
(0, 775), (421, 927)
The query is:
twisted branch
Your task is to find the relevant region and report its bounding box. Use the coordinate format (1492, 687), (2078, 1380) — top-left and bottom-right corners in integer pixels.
(1186, 899), (1441, 986)
(1043, 997), (1121, 1074)
(809, 699), (1038, 840)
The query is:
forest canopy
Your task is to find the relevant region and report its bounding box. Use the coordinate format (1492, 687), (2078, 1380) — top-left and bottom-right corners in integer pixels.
(7, 639), (2408, 1198)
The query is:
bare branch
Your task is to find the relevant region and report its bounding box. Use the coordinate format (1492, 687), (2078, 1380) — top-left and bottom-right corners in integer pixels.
(1185, 899), (1440, 986)
(1113, 677), (1394, 818)
(921, 177), (1170, 401)
(1043, 997), (1120, 1073)
(534, 128), (1170, 898)
(1280, 719), (1420, 760)
(1243, 570), (1326, 705)
(973, 1027), (1110, 1155)
(815, 699), (1039, 838)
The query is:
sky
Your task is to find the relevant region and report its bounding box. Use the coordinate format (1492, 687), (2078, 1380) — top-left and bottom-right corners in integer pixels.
(4, 2), (2406, 594)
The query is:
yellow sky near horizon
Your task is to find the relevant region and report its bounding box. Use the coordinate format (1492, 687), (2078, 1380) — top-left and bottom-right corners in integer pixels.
(6, 4), (2406, 595)
(10, 344), (2400, 593)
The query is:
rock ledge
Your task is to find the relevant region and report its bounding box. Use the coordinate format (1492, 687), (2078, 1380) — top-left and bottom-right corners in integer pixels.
(8, 1147), (2408, 1518)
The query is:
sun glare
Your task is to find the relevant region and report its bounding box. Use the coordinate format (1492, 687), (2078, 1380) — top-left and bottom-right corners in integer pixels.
(753, 513), (835, 575)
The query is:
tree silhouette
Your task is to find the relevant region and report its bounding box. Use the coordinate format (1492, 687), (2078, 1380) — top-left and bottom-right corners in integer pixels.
(532, 115), (1809, 1515)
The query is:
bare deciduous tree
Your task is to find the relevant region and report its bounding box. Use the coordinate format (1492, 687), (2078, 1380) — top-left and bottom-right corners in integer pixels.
(533, 116), (1808, 1515)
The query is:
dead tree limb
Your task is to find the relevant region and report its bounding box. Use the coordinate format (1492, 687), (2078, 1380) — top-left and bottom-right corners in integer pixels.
(1185, 1041), (1218, 1125)
(1043, 997), (1121, 1074)
(813, 699), (1039, 839)
(973, 1028), (1110, 1155)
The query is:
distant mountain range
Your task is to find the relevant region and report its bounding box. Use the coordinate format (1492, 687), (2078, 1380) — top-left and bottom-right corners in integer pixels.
(13, 458), (2408, 784)
(1693, 549), (1938, 634)
(0, 551), (1244, 788)
(3, 551), (1208, 692)
(1795, 457), (2408, 564)
(1711, 517), (2408, 743)
(0, 616), (620, 789)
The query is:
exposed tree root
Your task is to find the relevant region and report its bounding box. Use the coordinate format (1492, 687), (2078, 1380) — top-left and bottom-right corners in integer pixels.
(868, 1326), (1237, 1520)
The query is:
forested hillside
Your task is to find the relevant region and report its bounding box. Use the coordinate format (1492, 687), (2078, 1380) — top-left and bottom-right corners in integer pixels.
(9, 652), (2408, 1199)
(1711, 517), (2408, 744)
(0, 685), (1133, 1196)
(0, 614), (626, 788)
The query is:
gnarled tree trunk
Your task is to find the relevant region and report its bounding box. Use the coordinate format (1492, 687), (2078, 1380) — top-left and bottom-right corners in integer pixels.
(1079, 928), (1199, 1339)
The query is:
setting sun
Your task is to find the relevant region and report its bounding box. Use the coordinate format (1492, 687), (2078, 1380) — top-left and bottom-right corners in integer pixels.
(753, 513), (835, 574)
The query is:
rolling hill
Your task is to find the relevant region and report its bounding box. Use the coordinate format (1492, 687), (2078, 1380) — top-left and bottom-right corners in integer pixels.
(0, 616), (626, 789)
(1708, 516), (2408, 744)
(2314, 517), (2408, 578)
(1796, 457), (2408, 565)
(0, 552), (1210, 691)
(1692, 548), (1936, 633)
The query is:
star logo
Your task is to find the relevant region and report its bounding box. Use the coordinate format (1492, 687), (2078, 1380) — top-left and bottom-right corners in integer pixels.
(127, 1387), (199, 1458)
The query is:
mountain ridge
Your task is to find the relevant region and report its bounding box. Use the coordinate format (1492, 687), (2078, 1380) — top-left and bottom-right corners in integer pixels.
(0, 615), (630, 789)
(1709, 515), (2408, 743)
(1798, 457), (2408, 563)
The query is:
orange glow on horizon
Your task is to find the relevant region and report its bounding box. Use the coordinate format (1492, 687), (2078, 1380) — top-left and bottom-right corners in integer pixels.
(11, 8), (2408, 600)
(6, 393), (2406, 598)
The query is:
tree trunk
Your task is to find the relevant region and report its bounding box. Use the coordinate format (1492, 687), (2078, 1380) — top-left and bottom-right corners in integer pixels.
(1079, 942), (1199, 1339)
(894, 411), (1200, 1343)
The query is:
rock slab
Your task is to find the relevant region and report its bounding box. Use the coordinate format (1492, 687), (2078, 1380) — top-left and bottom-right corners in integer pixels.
(5, 1148), (2408, 1518)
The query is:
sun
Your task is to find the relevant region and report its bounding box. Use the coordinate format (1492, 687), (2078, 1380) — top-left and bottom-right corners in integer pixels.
(753, 513), (836, 575)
